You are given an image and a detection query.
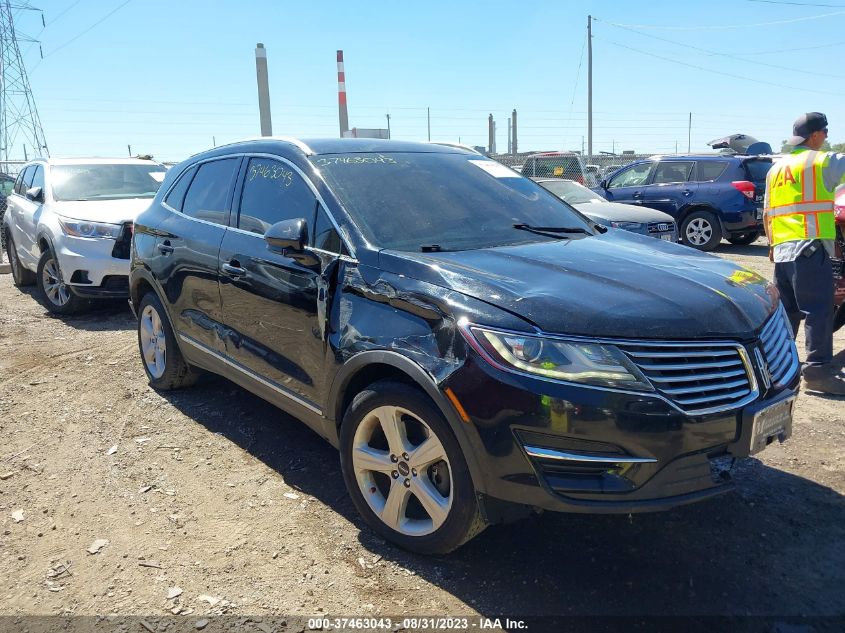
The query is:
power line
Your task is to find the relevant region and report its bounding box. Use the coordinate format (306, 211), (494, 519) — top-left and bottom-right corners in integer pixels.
(745, 0), (845, 6)
(596, 19), (845, 79)
(592, 35), (845, 97)
(43, 0), (132, 58)
(598, 8), (845, 30)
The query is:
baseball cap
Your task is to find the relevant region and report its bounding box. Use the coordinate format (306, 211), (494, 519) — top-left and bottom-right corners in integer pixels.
(789, 112), (828, 146)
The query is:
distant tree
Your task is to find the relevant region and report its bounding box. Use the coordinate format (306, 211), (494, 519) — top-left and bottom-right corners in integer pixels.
(781, 139), (832, 152)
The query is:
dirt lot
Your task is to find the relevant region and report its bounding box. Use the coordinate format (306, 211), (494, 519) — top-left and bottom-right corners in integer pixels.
(1, 239), (844, 627)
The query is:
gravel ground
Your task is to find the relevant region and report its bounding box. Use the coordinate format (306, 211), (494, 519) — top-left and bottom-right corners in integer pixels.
(0, 238), (843, 627)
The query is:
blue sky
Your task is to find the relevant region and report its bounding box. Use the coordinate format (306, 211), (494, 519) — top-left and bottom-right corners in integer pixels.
(15, 0), (845, 162)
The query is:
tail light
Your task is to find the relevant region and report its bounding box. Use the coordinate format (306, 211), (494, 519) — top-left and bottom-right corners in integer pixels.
(731, 180), (756, 200)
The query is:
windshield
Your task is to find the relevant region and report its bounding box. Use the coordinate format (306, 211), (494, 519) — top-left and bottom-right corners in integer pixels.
(51, 164), (167, 202)
(538, 179), (604, 205)
(312, 152), (593, 251)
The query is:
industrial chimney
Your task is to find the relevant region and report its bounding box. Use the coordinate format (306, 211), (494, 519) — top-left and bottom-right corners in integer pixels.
(255, 43), (272, 136)
(337, 50), (349, 137)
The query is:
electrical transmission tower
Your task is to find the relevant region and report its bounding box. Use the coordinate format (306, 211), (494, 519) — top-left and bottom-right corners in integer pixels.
(0, 0), (47, 169)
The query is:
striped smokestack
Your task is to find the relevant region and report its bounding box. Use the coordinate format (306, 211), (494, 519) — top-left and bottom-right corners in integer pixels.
(337, 50), (349, 137)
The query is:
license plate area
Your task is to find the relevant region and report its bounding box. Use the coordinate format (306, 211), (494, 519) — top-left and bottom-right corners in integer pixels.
(750, 397), (794, 455)
(660, 234), (674, 241)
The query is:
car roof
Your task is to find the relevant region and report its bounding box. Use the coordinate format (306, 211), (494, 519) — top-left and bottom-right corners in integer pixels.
(646, 153), (773, 161)
(27, 157), (164, 166)
(218, 137), (468, 156)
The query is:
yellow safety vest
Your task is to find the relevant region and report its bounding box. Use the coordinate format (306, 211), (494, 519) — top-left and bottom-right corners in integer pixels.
(765, 148), (837, 245)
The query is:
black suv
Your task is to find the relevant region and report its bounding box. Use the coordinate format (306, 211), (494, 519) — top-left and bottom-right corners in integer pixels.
(594, 154), (774, 251)
(130, 138), (798, 554)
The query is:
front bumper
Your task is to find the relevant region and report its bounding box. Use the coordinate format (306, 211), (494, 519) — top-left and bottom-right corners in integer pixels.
(55, 231), (131, 295)
(443, 354), (798, 516)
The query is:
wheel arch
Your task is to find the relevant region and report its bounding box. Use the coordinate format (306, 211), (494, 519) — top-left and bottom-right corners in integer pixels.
(328, 351), (489, 495)
(678, 203), (722, 227)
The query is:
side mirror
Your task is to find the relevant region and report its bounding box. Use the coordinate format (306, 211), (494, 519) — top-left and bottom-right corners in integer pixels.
(25, 186), (43, 203)
(264, 218), (308, 254)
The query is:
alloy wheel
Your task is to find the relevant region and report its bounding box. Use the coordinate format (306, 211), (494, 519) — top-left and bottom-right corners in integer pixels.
(140, 304), (167, 379)
(351, 405), (453, 536)
(41, 257), (70, 306)
(685, 218), (713, 246)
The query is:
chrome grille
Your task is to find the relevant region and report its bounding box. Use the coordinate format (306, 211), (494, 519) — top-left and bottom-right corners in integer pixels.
(759, 306), (799, 387)
(647, 221), (675, 234)
(620, 342), (753, 414)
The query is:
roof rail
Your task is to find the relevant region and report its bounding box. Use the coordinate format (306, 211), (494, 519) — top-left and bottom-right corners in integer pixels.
(222, 136), (314, 154)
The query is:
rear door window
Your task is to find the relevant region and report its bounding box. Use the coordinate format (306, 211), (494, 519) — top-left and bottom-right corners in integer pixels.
(693, 161), (728, 182)
(182, 158), (240, 225)
(236, 158), (317, 235)
(652, 161), (694, 184)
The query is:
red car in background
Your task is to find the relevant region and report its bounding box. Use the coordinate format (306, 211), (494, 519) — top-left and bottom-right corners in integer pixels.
(834, 186), (845, 331)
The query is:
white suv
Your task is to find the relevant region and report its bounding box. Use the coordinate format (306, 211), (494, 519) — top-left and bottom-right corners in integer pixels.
(2, 157), (167, 314)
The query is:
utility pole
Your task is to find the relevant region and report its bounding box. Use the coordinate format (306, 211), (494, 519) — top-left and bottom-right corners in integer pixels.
(427, 107), (430, 141)
(255, 43), (272, 136)
(688, 112), (692, 152)
(488, 114), (494, 154)
(127, 144), (132, 157)
(512, 109), (518, 155)
(0, 0), (49, 166)
(386, 114), (391, 139)
(587, 14), (593, 160)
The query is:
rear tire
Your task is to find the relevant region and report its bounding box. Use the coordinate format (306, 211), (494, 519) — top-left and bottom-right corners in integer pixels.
(339, 380), (486, 555)
(681, 210), (723, 251)
(5, 232), (36, 287)
(36, 249), (88, 314)
(727, 231), (760, 246)
(137, 291), (199, 390)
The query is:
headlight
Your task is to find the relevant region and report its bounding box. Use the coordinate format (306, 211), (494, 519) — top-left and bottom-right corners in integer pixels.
(58, 217), (122, 239)
(610, 221), (644, 230)
(466, 326), (654, 391)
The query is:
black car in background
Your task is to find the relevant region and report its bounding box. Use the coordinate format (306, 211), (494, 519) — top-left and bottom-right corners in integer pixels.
(594, 153), (774, 251)
(130, 138), (798, 554)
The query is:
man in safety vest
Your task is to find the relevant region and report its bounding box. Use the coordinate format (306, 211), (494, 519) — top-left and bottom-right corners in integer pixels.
(763, 112), (845, 395)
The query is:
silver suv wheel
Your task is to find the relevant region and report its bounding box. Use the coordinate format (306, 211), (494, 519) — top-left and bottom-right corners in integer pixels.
(351, 405), (453, 537)
(140, 304), (167, 379)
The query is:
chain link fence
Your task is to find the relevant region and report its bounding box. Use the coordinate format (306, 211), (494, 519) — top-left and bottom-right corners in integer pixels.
(491, 152), (651, 187)
(1, 162), (26, 265)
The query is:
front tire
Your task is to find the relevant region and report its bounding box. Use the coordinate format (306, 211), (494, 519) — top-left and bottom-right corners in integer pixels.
(5, 232), (36, 287)
(681, 210), (723, 251)
(727, 231), (760, 246)
(137, 291), (199, 390)
(36, 249), (88, 314)
(339, 381), (486, 555)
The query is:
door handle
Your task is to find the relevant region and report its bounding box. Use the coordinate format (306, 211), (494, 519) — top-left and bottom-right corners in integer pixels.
(157, 242), (174, 255)
(632, 192), (641, 198)
(221, 262), (246, 277)
(682, 189), (693, 196)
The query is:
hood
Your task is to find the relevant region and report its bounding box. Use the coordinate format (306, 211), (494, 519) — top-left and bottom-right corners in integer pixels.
(378, 232), (776, 339)
(574, 201), (675, 224)
(53, 198), (154, 224)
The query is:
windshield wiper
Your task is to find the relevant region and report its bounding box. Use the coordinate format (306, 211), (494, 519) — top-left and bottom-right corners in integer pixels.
(421, 244), (448, 252)
(512, 223), (591, 238)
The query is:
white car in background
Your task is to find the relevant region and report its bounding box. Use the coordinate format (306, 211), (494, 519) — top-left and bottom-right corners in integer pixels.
(2, 157), (167, 314)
